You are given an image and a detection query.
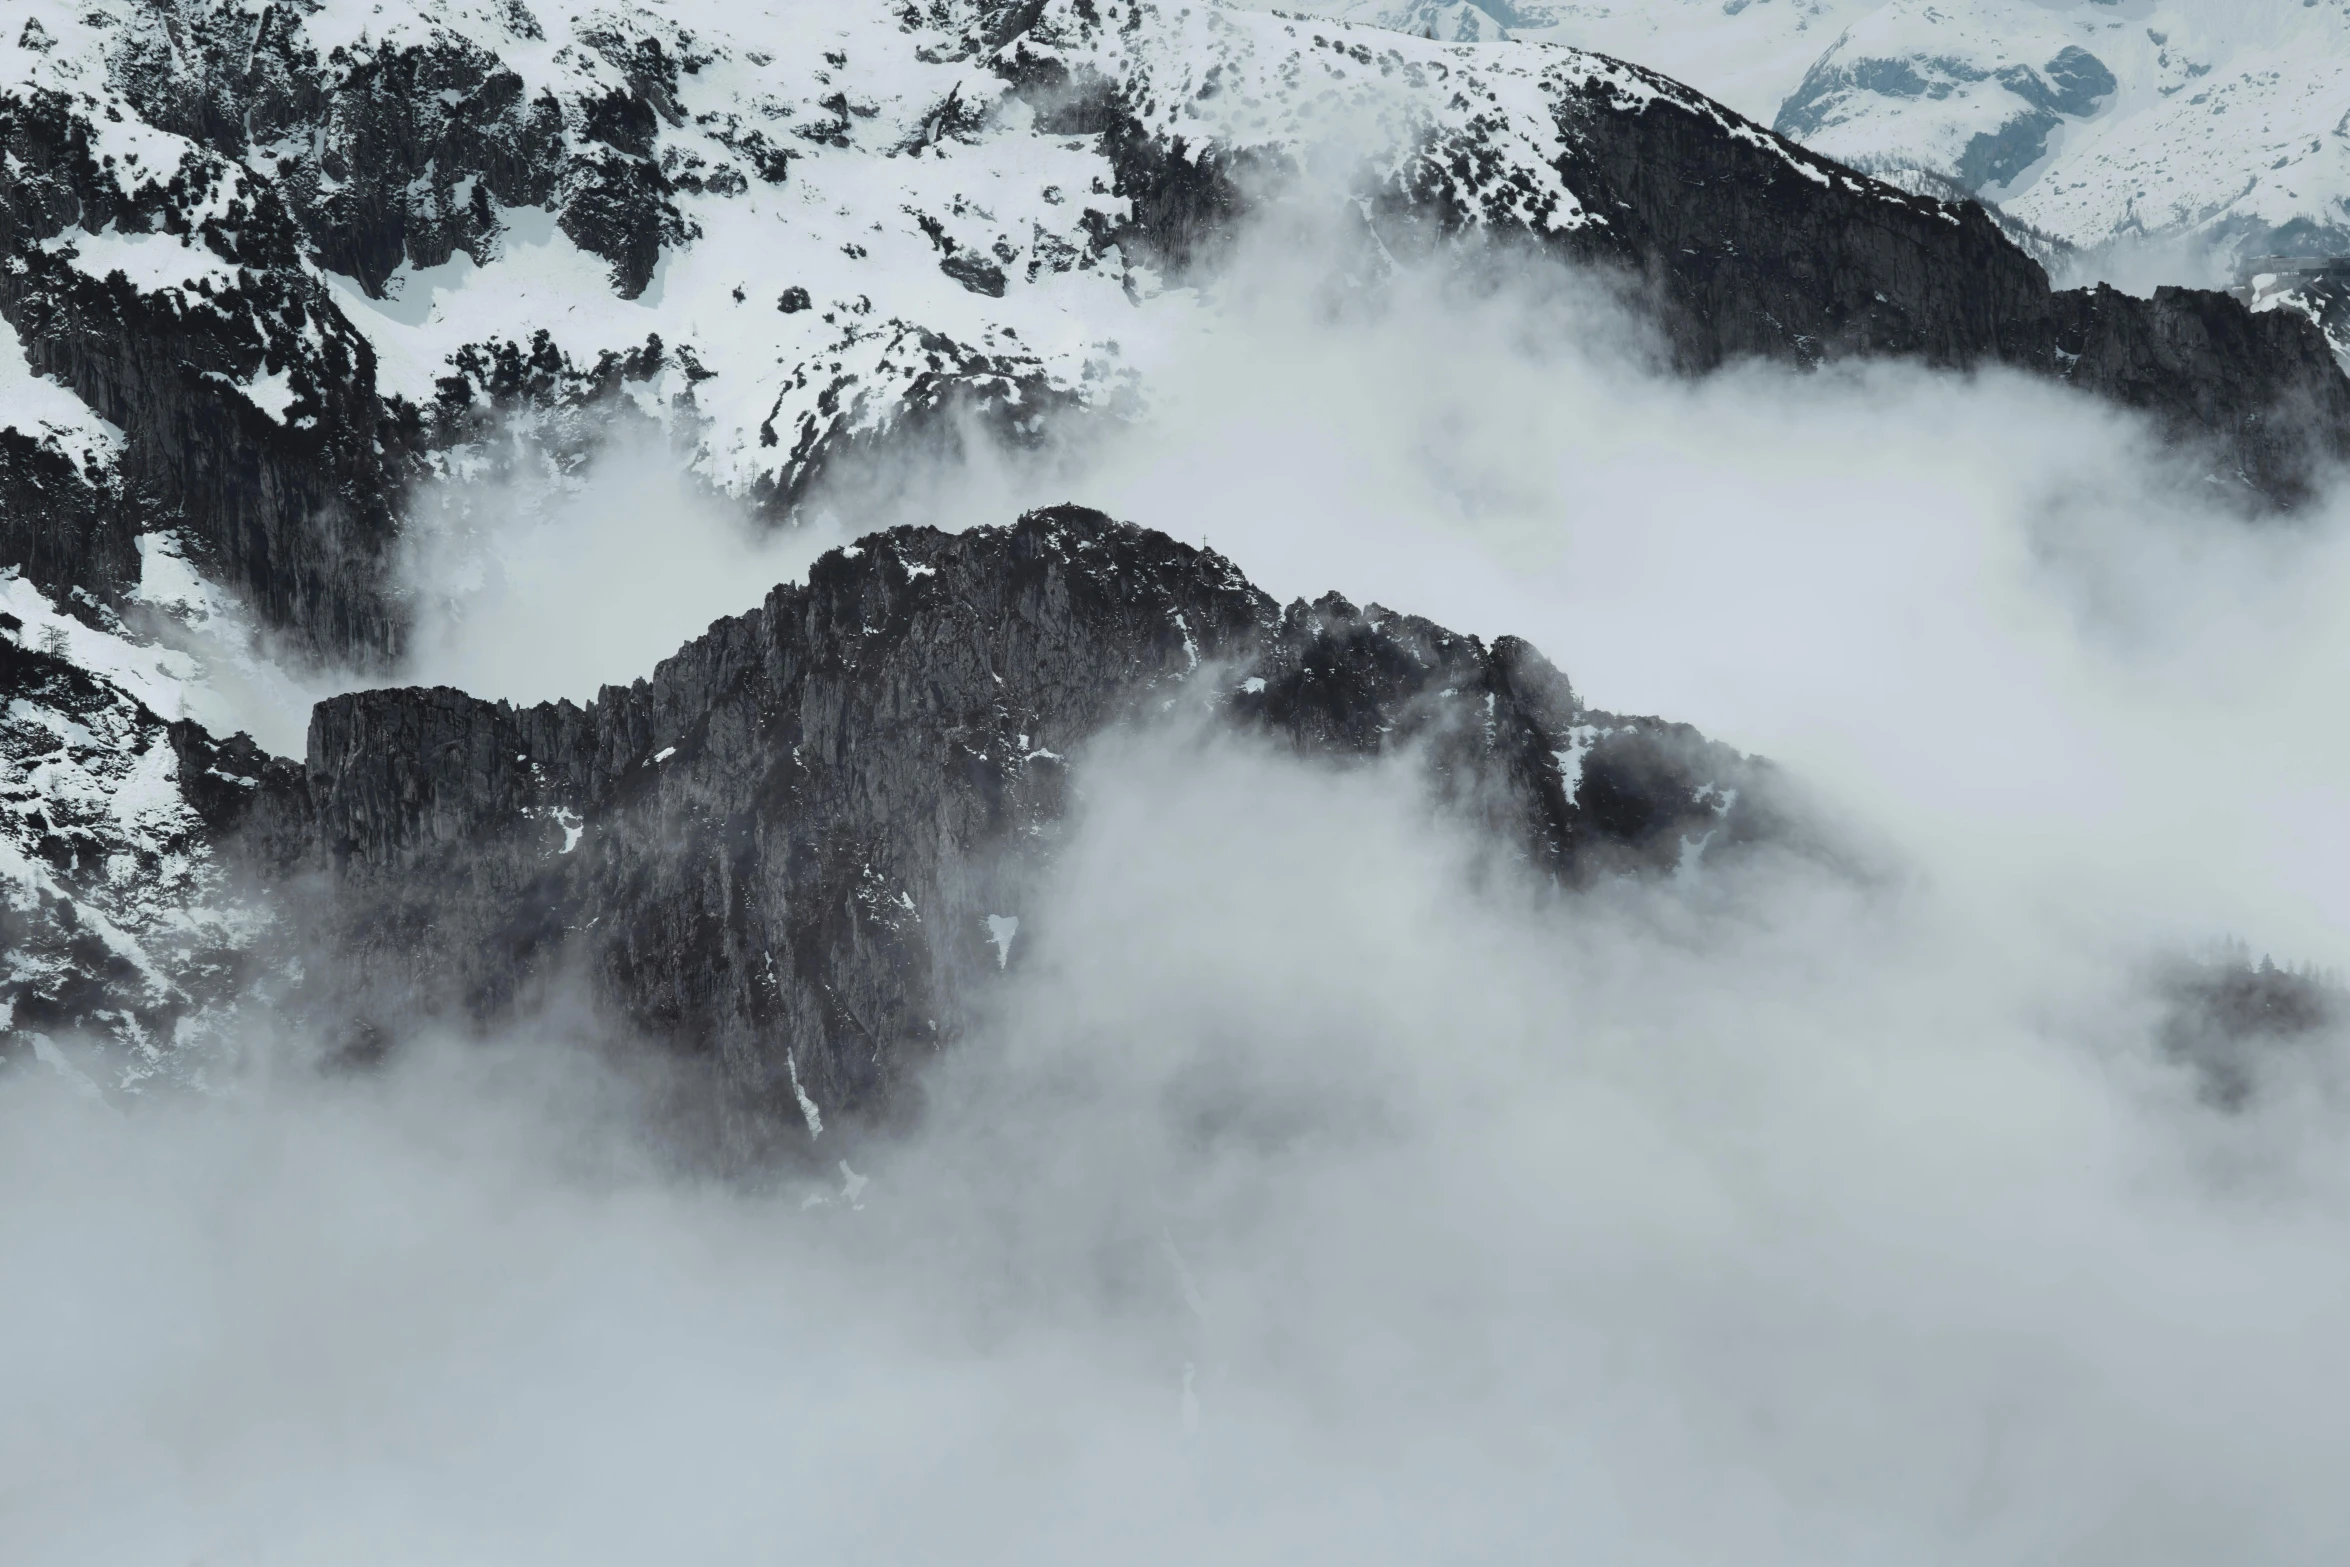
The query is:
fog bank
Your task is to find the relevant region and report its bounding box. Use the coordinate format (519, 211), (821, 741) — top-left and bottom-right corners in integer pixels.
(5, 730), (2347, 1564)
(15, 227), (2350, 1562)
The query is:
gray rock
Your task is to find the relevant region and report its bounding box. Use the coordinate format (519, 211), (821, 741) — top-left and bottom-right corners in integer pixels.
(0, 89), (406, 662)
(250, 508), (1779, 1153)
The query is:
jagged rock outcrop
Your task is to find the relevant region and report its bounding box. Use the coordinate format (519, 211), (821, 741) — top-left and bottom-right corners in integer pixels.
(1538, 60), (2350, 502)
(2047, 284), (2349, 500)
(250, 507), (1774, 1148)
(6, 1), (2347, 1106)
(2241, 260), (2350, 377)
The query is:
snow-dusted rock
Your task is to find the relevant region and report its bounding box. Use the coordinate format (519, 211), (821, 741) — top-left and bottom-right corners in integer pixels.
(2245, 258), (2350, 373)
(0, 574), (284, 1084)
(6, 0), (2346, 684)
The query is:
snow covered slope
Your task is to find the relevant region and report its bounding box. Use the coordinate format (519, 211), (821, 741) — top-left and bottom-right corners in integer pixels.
(1782, 0), (2350, 271)
(1295, 0), (1870, 124)
(0, 0), (1957, 678)
(0, 570), (283, 1085)
(1291, 0), (2350, 277)
(4, 0), (2345, 704)
(3, 0), (1910, 529)
(1775, 0), (2123, 194)
(6, 0), (2334, 640)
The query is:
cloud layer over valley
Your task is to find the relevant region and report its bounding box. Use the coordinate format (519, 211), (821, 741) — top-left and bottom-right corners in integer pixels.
(9, 221), (2350, 1563)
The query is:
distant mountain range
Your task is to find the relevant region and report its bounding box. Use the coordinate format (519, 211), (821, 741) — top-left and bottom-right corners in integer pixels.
(1296, 0), (2350, 281)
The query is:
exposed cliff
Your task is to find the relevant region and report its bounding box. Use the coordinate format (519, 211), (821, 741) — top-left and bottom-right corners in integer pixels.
(0, 84), (406, 661)
(250, 507), (1775, 1149)
(1537, 60), (2350, 502)
(7, 0), (2349, 1103)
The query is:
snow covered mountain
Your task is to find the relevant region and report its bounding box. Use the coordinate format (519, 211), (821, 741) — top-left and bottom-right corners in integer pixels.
(1296, 0), (2350, 280)
(5, 0), (2335, 653)
(1781, 0), (2350, 272)
(0, 561), (282, 1078)
(1293, 0), (1868, 124)
(4, 0), (2347, 1089)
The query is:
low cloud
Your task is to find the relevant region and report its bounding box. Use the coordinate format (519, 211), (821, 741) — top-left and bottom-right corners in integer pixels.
(5, 725), (2347, 1562)
(27, 213), (2350, 1562)
(390, 424), (851, 707)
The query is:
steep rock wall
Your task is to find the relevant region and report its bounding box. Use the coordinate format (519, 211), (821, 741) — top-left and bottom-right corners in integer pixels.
(256, 508), (1774, 1147)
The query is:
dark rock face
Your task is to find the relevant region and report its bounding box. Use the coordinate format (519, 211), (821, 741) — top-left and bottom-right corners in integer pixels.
(1540, 65), (2055, 372)
(105, 4), (668, 300)
(0, 431), (138, 618)
(1009, 28), (2349, 505)
(2048, 285), (2350, 500)
(2237, 261), (2350, 376)
(0, 89), (406, 660)
(252, 508), (1772, 1148)
(0, 6), (708, 661)
(1537, 63), (2350, 503)
(0, 619), (286, 1071)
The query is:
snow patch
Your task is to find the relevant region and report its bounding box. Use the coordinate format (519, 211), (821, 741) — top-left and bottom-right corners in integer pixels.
(1553, 724), (1599, 807)
(0, 315), (123, 467)
(786, 1050), (823, 1139)
(46, 226), (243, 296)
(986, 914), (1020, 970)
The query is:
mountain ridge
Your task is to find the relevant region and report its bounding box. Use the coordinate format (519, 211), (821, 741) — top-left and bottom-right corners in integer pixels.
(5, 0), (2346, 672)
(5, 0), (2348, 1098)
(238, 505), (1779, 1148)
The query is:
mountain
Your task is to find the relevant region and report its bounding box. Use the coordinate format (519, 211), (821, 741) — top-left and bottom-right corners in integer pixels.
(0, 586), (275, 1082)
(4, 0), (2348, 1096)
(1294, 0), (1869, 119)
(239, 506), (1778, 1147)
(5, 502), (1779, 1118)
(5, 0), (2343, 663)
(1295, 0), (2350, 281)
(1778, 0), (2350, 272)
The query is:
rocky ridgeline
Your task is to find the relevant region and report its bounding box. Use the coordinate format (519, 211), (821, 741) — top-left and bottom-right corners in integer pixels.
(240, 507), (1773, 1151)
(1029, 15), (2350, 499)
(10, 511), (2336, 1132)
(4, 0), (2349, 675)
(0, 83), (402, 661)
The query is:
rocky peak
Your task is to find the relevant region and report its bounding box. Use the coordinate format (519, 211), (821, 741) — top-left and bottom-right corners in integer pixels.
(247, 506), (1769, 1151)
